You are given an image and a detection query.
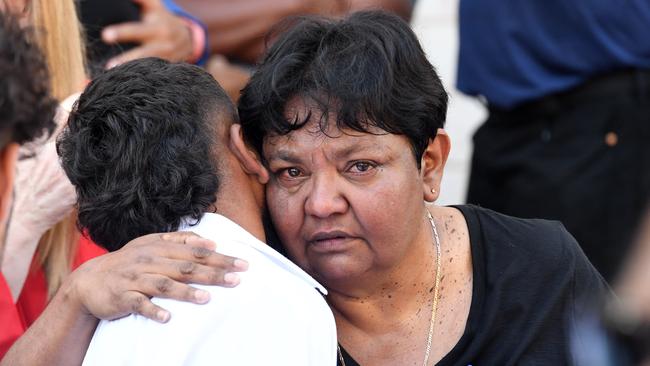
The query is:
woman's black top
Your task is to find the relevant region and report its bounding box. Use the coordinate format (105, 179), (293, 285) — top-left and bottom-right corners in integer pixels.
(338, 205), (608, 365)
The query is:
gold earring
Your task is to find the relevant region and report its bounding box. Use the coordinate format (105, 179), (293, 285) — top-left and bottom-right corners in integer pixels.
(431, 188), (436, 194)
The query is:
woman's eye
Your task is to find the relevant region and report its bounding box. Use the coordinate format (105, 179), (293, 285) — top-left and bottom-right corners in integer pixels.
(286, 167), (301, 177)
(349, 161), (375, 173)
(275, 167), (304, 180)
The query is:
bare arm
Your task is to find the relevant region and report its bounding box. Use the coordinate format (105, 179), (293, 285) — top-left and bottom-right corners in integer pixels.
(199, 0), (413, 101)
(177, 0), (414, 63)
(1, 232), (247, 366)
(348, 0), (414, 20)
(1, 275), (98, 366)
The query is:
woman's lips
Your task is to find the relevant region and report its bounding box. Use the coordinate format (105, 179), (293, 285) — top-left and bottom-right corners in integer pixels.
(307, 231), (356, 253)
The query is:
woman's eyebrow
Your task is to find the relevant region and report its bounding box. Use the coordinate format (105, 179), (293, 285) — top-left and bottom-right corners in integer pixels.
(266, 139), (387, 163)
(265, 150), (303, 164)
(333, 143), (385, 159)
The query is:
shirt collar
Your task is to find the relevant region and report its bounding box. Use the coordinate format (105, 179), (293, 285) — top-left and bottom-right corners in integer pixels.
(181, 213), (328, 295)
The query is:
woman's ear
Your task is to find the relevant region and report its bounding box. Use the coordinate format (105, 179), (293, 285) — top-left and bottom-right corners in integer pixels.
(421, 129), (451, 203)
(228, 124), (269, 185)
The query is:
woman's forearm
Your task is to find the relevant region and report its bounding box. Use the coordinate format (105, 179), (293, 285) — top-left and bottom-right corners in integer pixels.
(177, 0), (413, 63)
(1, 277), (98, 366)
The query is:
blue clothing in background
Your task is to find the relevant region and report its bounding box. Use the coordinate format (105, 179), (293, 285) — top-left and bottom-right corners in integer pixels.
(163, 0), (210, 65)
(457, 0), (650, 108)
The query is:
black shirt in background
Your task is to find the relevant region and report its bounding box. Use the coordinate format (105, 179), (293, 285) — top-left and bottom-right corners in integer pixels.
(338, 205), (608, 365)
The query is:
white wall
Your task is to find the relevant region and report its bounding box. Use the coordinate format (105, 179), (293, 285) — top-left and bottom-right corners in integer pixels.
(411, 0), (486, 205)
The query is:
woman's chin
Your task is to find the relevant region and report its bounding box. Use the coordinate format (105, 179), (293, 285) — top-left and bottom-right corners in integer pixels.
(308, 253), (369, 286)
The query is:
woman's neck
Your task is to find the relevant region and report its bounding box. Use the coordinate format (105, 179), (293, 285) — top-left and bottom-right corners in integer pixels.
(330, 207), (474, 365)
(327, 219), (440, 335)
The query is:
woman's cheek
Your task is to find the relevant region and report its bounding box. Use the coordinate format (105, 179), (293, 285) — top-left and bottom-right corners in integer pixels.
(267, 185), (309, 267)
(267, 185), (296, 236)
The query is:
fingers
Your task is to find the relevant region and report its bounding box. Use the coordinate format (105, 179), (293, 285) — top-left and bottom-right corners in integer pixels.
(101, 2), (193, 68)
(116, 233), (248, 285)
(105, 42), (178, 68)
(136, 274), (212, 304)
(125, 232), (216, 251)
(160, 231), (214, 249)
(145, 257), (244, 287)
(122, 291), (171, 323)
(177, 245), (249, 274)
(102, 22), (158, 45)
(128, 232), (248, 273)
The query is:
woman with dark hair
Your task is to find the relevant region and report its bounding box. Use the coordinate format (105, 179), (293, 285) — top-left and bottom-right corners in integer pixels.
(236, 11), (609, 365)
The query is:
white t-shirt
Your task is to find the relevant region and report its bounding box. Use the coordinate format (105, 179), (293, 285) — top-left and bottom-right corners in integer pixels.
(82, 213), (337, 365)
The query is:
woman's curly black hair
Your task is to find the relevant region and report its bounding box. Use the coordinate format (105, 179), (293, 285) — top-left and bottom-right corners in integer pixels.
(0, 12), (57, 148)
(238, 11), (448, 168)
(57, 58), (234, 251)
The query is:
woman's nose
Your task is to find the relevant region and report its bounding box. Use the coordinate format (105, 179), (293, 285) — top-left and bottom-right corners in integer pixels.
(304, 174), (348, 219)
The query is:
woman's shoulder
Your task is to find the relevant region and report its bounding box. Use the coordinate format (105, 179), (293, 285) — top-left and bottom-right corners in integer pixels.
(440, 205), (608, 366)
(451, 204), (607, 297)
(454, 204), (582, 264)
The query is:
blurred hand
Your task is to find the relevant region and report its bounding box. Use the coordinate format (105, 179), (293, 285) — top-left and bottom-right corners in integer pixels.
(69, 232), (249, 322)
(177, 0), (412, 62)
(102, 0), (193, 68)
(3, 149), (76, 300)
(207, 55), (251, 102)
(2, 95), (81, 299)
(617, 210), (650, 321)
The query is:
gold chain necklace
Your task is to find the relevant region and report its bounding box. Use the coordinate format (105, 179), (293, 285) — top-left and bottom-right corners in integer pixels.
(337, 209), (442, 366)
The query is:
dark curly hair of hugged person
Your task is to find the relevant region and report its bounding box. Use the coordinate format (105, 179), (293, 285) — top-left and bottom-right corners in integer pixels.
(57, 58), (236, 251)
(0, 13), (57, 149)
(238, 10), (448, 168)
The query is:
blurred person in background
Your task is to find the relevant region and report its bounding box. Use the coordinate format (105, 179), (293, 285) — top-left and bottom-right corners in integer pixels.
(611, 206), (650, 365)
(0, 3), (101, 358)
(572, 204), (650, 365)
(0, 10), (59, 357)
(459, 0), (650, 281)
(177, 0), (415, 100)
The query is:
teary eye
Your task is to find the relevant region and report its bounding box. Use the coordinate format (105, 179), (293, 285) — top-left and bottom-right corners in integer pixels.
(347, 160), (378, 174)
(353, 162), (371, 172)
(287, 167), (301, 177)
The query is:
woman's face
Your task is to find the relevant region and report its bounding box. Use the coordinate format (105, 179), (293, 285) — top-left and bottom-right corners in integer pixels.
(263, 99), (444, 287)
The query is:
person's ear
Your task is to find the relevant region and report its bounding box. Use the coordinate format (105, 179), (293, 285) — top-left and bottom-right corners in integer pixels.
(0, 143), (19, 225)
(228, 124), (269, 185)
(421, 129), (451, 203)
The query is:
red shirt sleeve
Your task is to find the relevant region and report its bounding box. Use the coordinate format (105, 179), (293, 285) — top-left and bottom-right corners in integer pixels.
(0, 236), (107, 359)
(0, 274), (26, 359)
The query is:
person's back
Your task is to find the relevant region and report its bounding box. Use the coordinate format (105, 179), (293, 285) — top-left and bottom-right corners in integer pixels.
(56, 58), (336, 365)
(83, 214), (335, 365)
